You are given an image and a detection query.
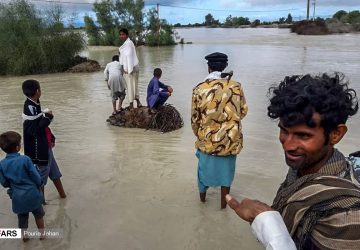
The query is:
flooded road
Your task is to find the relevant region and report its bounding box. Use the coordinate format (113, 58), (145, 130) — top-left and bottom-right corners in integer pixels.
(0, 28), (360, 250)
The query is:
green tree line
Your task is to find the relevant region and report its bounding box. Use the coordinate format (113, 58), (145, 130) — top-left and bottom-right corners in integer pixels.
(174, 13), (294, 28)
(333, 10), (360, 24)
(0, 0), (85, 75)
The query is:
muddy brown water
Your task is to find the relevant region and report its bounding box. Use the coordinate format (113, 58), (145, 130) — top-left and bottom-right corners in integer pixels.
(1, 28), (359, 250)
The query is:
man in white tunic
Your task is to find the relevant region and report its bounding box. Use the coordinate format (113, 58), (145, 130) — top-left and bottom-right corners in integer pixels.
(119, 28), (142, 109)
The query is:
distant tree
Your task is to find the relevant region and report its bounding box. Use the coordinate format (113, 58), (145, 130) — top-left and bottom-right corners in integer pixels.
(0, 0), (85, 75)
(204, 13), (218, 26)
(285, 13), (293, 23)
(315, 17), (325, 22)
(347, 10), (360, 24)
(174, 23), (181, 27)
(224, 15), (233, 26)
(251, 19), (261, 27)
(278, 17), (286, 24)
(84, 15), (101, 45)
(45, 4), (63, 25)
(145, 8), (175, 46)
(114, 0), (144, 41)
(93, 0), (115, 33)
(234, 16), (250, 26)
(85, 0), (146, 46)
(333, 10), (348, 20)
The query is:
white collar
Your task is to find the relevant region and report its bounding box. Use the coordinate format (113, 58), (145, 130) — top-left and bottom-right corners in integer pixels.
(27, 97), (40, 105)
(204, 71), (223, 81)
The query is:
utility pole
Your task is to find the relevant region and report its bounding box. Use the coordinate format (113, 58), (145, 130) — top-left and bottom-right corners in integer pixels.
(157, 3), (160, 47)
(306, 0), (310, 20)
(312, 0), (316, 20)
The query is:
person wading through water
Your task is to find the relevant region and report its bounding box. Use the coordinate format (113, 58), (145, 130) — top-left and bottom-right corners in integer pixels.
(191, 52), (248, 209)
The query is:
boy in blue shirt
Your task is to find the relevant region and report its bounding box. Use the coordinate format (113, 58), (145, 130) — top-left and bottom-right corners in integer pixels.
(146, 68), (173, 109)
(0, 131), (45, 242)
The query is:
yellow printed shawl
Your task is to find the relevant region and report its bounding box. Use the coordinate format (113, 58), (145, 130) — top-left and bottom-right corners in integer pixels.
(191, 79), (247, 156)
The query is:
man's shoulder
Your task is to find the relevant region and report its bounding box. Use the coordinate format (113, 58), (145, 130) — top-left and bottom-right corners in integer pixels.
(194, 79), (241, 90)
(193, 81), (207, 92)
(226, 79), (242, 88)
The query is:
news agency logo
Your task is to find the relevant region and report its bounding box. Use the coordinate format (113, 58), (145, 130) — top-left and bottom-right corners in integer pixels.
(0, 229), (21, 239)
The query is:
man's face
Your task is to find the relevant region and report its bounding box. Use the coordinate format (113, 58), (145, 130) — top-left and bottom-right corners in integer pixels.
(278, 113), (333, 173)
(119, 32), (128, 42)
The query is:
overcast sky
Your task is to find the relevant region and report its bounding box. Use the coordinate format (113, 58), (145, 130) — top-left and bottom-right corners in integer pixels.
(23, 0), (360, 24)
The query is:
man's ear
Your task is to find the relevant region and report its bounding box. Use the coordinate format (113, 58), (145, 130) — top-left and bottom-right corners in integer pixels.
(329, 124), (348, 145)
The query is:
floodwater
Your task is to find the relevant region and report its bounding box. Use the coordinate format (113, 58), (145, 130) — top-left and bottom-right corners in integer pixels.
(0, 28), (359, 250)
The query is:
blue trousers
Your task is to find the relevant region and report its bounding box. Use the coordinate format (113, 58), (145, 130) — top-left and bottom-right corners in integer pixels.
(153, 94), (169, 108)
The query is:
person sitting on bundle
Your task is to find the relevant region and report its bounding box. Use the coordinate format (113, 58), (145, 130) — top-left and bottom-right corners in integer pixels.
(146, 68), (173, 109)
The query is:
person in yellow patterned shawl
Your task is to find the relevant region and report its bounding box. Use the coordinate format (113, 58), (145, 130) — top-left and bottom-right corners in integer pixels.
(191, 52), (248, 209)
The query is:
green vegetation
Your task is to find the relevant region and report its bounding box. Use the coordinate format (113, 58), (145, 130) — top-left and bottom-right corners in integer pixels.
(174, 13), (293, 28)
(145, 8), (175, 46)
(84, 0), (174, 46)
(0, 0), (85, 75)
(333, 10), (360, 30)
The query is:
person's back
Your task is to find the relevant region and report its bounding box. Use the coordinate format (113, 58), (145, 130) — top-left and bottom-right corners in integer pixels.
(0, 153), (43, 214)
(191, 52), (248, 209)
(192, 78), (247, 156)
(104, 55), (126, 114)
(105, 61), (122, 81)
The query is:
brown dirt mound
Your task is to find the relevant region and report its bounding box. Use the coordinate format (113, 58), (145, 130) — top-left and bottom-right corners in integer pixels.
(67, 59), (101, 73)
(291, 20), (329, 35)
(291, 19), (354, 35)
(106, 104), (184, 133)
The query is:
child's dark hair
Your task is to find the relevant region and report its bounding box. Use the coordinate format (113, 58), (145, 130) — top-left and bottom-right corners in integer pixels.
(153, 68), (162, 78)
(22, 79), (40, 97)
(268, 72), (358, 142)
(119, 28), (129, 36)
(0, 131), (21, 154)
(112, 55), (119, 62)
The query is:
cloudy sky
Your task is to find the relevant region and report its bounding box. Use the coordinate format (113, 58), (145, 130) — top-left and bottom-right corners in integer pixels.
(24, 0), (360, 24)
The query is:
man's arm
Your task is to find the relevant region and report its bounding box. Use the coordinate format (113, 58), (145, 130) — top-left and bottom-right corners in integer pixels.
(158, 81), (173, 94)
(151, 79), (169, 97)
(104, 64), (109, 81)
(226, 195), (296, 250)
(0, 167), (10, 188)
(239, 86), (248, 120)
(191, 90), (201, 136)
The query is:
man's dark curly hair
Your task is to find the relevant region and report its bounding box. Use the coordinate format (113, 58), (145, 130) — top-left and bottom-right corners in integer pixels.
(267, 73), (358, 140)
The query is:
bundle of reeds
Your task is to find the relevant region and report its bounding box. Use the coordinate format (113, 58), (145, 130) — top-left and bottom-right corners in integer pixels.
(147, 104), (184, 133)
(106, 104), (183, 133)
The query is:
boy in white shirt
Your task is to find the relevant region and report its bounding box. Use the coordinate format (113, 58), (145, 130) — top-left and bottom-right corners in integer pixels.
(104, 55), (127, 115)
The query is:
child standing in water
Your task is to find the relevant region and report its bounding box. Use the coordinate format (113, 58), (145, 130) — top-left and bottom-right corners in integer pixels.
(0, 131), (45, 242)
(104, 55), (127, 114)
(22, 79), (66, 202)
